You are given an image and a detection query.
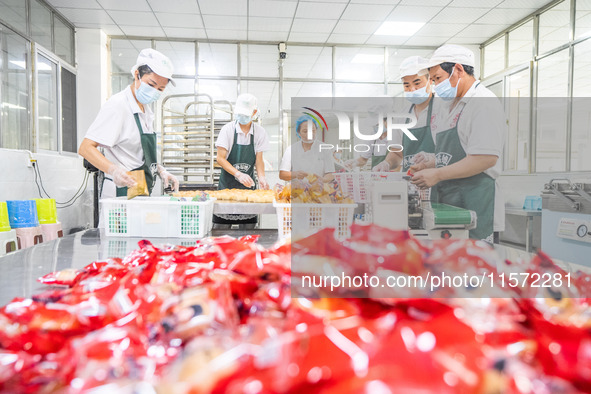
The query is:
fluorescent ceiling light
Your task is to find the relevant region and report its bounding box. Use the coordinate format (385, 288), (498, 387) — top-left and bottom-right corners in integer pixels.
(374, 21), (425, 36)
(352, 54), (383, 64)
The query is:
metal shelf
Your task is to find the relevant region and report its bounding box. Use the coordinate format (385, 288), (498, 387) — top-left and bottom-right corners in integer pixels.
(161, 94), (233, 187)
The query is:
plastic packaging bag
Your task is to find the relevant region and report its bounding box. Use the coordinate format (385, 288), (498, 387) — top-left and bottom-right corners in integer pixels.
(127, 170), (149, 199)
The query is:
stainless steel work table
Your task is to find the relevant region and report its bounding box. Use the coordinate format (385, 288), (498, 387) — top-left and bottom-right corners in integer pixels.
(504, 208), (542, 253)
(0, 228), (280, 306)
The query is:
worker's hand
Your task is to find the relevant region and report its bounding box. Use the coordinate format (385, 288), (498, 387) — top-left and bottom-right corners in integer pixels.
(411, 168), (441, 189)
(258, 176), (269, 190)
(409, 153), (435, 173)
(412, 152), (436, 169)
(344, 158), (357, 170)
(235, 172), (255, 188)
(372, 161), (391, 172)
(157, 165), (179, 192)
(293, 170), (308, 179)
(107, 164), (136, 188)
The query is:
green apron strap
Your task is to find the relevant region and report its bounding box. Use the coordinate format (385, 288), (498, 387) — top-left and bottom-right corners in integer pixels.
(425, 97), (434, 125)
(402, 97), (436, 173)
(116, 112), (158, 196)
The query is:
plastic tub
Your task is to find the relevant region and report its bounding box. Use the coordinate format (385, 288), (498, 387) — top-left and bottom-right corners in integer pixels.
(6, 200), (39, 229)
(0, 202), (11, 232)
(100, 197), (216, 238)
(35, 198), (58, 224)
(273, 201), (357, 240)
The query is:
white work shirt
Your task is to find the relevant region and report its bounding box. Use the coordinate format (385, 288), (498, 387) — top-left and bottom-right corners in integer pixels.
(430, 81), (507, 232)
(360, 134), (389, 160)
(84, 85), (155, 199)
(279, 140), (335, 176)
(215, 121), (270, 157)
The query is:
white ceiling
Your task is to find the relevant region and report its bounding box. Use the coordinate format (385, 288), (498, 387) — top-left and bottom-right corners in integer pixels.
(45, 0), (553, 46)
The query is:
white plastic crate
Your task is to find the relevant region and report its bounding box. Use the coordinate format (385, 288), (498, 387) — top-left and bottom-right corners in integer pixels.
(101, 197), (215, 238)
(273, 201), (357, 240)
(334, 172), (404, 203)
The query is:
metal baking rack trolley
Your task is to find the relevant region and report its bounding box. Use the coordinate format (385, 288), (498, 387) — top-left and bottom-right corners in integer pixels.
(160, 93), (234, 190)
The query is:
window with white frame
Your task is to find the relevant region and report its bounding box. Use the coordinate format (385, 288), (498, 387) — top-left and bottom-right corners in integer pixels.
(0, 0), (76, 155)
(0, 28), (30, 150)
(36, 52), (58, 151)
(482, 0), (591, 173)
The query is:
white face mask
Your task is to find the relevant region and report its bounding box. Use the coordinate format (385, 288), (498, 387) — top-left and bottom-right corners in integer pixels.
(236, 114), (252, 125)
(404, 85), (431, 104)
(434, 68), (460, 101)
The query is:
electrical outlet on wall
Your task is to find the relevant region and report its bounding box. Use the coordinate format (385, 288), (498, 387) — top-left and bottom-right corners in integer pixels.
(25, 151), (36, 168)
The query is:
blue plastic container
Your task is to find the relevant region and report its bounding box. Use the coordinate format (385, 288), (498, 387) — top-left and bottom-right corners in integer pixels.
(6, 200), (39, 228)
(523, 195), (542, 211)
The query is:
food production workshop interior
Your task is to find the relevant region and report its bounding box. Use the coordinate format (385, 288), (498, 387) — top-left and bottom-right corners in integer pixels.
(0, 0), (591, 392)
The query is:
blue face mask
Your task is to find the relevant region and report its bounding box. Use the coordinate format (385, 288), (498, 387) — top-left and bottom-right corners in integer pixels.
(404, 85), (431, 105)
(434, 68), (460, 101)
(135, 81), (162, 104)
(236, 114), (252, 125)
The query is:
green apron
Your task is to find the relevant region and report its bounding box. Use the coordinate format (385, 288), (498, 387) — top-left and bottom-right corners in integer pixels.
(434, 95), (495, 242)
(213, 123), (257, 224)
(402, 98), (435, 173)
(117, 113), (158, 197)
(218, 123), (257, 190)
(371, 138), (388, 167)
(115, 113), (158, 197)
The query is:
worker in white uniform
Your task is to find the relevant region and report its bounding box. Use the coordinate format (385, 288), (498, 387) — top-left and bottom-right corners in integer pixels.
(373, 56), (438, 174)
(213, 93), (270, 229)
(343, 117), (390, 171)
(410, 44), (506, 243)
(279, 115), (335, 182)
(79, 48), (179, 198)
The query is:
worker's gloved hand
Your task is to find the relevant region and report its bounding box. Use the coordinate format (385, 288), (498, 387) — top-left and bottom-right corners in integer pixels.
(344, 158), (357, 170)
(157, 164), (179, 192)
(372, 161), (391, 172)
(258, 176), (269, 190)
(107, 164), (136, 188)
(293, 170), (308, 180)
(412, 152), (436, 169)
(235, 172), (255, 188)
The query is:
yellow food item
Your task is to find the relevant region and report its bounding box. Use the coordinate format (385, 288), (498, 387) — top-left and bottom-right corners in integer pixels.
(127, 170), (149, 199)
(274, 180), (354, 204)
(173, 189), (275, 203)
